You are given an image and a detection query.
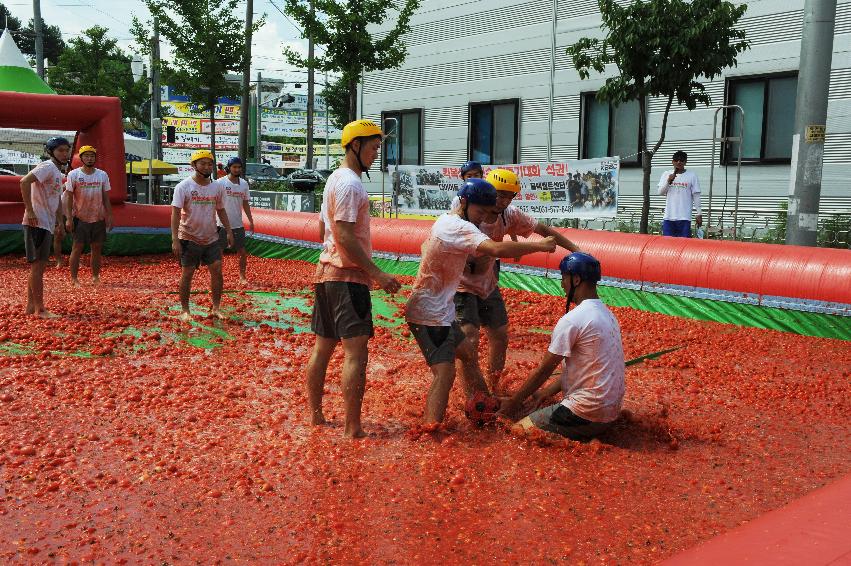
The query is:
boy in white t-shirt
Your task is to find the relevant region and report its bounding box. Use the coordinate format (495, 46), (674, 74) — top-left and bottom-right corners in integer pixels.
(65, 145), (113, 285)
(170, 149), (233, 322)
(658, 150), (702, 238)
(216, 157), (254, 284)
(406, 178), (556, 424)
(498, 252), (625, 441)
(19, 136), (71, 317)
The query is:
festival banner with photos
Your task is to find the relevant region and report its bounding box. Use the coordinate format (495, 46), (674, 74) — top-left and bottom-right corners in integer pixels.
(395, 158), (620, 219)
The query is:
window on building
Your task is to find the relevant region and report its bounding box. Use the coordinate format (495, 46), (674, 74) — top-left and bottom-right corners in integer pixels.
(726, 74), (798, 163)
(468, 99), (519, 164)
(580, 93), (640, 165)
(381, 109), (422, 170)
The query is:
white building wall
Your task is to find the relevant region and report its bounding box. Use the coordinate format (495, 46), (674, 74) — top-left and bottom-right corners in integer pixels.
(360, 0), (851, 222)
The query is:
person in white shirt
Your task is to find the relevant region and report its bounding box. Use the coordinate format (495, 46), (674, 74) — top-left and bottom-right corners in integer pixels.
(498, 252), (625, 441)
(216, 157), (254, 285)
(658, 150), (702, 237)
(19, 136), (71, 318)
(406, 178), (556, 424)
(65, 145), (113, 285)
(170, 149), (233, 322)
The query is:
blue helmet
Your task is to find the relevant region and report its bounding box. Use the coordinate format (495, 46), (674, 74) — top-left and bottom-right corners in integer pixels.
(225, 156), (243, 172)
(45, 136), (71, 153)
(460, 160), (483, 177)
(559, 252), (601, 282)
(457, 178), (497, 206)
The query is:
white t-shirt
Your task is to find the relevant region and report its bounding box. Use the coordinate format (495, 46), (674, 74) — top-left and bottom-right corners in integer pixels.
(316, 168), (372, 285)
(171, 176), (225, 245)
(406, 214), (490, 326)
(66, 167), (110, 223)
(216, 176), (250, 229)
(548, 299), (625, 423)
(21, 160), (63, 233)
(657, 169), (701, 221)
(458, 205), (538, 298)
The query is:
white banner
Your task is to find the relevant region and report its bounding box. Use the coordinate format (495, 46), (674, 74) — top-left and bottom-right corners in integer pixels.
(0, 148), (40, 165)
(163, 132), (239, 149)
(396, 159), (620, 219)
(261, 121), (342, 139)
(261, 140), (344, 156)
(162, 147), (238, 164)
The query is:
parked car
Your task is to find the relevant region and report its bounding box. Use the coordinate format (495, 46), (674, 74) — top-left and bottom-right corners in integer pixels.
(244, 162), (284, 184)
(285, 169), (333, 192)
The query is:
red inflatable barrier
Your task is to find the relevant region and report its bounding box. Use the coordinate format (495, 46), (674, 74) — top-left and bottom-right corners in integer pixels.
(0, 91), (126, 203)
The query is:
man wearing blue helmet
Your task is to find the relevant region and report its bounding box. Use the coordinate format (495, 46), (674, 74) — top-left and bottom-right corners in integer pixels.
(216, 157), (254, 285)
(19, 136), (71, 317)
(406, 177), (557, 424)
(498, 252), (625, 441)
(459, 160), (483, 181)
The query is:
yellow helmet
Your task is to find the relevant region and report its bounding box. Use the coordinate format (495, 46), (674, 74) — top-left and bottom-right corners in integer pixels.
(486, 168), (521, 193)
(341, 120), (383, 148)
(78, 145), (97, 156)
(190, 149), (215, 163)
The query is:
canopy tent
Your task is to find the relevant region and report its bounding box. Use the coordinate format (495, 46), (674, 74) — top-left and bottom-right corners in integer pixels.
(126, 159), (178, 175)
(0, 29), (55, 94)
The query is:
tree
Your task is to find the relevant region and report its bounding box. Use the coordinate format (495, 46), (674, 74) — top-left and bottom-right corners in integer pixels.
(283, 0), (421, 122)
(48, 26), (148, 126)
(132, 0), (264, 162)
(567, 0), (749, 233)
(322, 73), (354, 130)
(0, 3), (65, 64)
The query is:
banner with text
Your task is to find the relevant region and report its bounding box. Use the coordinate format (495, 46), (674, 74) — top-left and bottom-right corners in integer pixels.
(396, 158), (619, 219)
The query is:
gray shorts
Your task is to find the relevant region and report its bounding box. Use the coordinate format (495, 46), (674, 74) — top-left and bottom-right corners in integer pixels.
(72, 218), (106, 245)
(454, 288), (509, 328)
(529, 403), (613, 441)
(24, 225), (52, 263)
(179, 239), (223, 268)
(311, 281), (374, 339)
(408, 321), (465, 366)
(218, 227), (246, 251)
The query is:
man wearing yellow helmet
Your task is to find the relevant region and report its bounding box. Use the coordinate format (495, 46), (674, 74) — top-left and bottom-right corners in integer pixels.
(170, 149), (234, 322)
(455, 168), (581, 394)
(306, 119), (401, 438)
(64, 146), (113, 286)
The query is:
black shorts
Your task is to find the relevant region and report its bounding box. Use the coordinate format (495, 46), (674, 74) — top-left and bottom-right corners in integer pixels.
(23, 226), (52, 263)
(311, 282), (374, 339)
(180, 239), (223, 268)
(408, 321), (465, 366)
(72, 218), (107, 245)
(454, 288), (509, 328)
(528, 403), (613, 441)
(218, 227), (246, 251)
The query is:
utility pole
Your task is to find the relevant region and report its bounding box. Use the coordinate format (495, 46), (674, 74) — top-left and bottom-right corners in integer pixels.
(256, 71), (262, 162)
(786, 0), (837, 246)
(32, 0), (44, 79)
(239, 0), (254, 164)
(148, 17), (161, 204)
(325, 70), (330, 169)
(305, 1), (315, 170)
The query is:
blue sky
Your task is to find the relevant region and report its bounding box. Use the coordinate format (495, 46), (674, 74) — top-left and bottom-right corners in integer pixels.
(3, 0), (319, 84)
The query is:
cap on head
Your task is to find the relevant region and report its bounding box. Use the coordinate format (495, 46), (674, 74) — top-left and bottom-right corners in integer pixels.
(559, 252), (601, 283)
(457, 177), (497, 206)
(226, 156), (243, 171)
(78, 145), (97, 157)
(486, 168), (521, 193)
(45, 136), (71, 152)
(672, 150), (687, 161)
(460, 160), (483, 177)
(190, 149), (215, 164)
(341, 120), (383, 149)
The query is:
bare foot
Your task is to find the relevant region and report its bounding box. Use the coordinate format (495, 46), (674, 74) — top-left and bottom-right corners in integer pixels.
(178, 311), (193, 323)
(343, 427), (367, 439)
(71, 278), (80, 287)
(239, 277), (248, 286)
(38, 310), (60, 319)
(92, 277), (100, 285)
(208, 309), (226, 320)
(310, 411), (327, 426)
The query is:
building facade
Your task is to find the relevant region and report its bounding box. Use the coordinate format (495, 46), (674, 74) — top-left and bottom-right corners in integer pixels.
(359, 0), (851, 240)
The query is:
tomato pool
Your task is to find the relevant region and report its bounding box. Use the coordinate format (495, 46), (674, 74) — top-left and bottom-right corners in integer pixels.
(1, 254), (849, 564)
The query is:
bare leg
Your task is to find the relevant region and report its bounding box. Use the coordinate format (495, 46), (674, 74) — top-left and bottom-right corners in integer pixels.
(90, 242), (103, 283)
(178, 265), (196, 321)
(456, 335), (489, 397)
(306, 336), (338, 425)
(340, 335), (370, 438)
(69, 241), (84, 285)
(53, 228), (64, 267)
(485, 324), (509, 392)
(208, 260), (224, 318)
(27, 260), (48, 315)
(238, 248), (248, 284)
(424, 361), (456, 424)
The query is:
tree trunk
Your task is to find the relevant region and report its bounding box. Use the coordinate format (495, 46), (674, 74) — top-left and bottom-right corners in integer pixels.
(209, 97), (217, 165)
(347, 76), (358, 122)
(638, 94), (651, 234)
